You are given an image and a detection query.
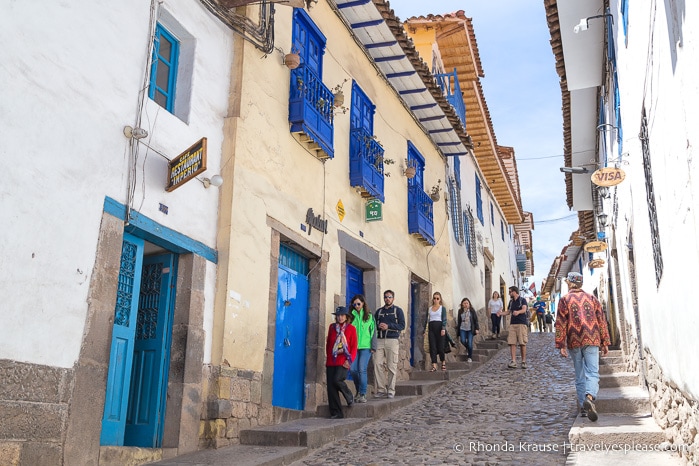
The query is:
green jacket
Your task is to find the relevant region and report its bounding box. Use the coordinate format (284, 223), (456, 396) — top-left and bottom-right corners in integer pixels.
(351, 309), (378, 351)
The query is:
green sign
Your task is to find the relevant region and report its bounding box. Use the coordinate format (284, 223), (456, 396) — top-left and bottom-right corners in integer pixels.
(365, 199), (382, 222)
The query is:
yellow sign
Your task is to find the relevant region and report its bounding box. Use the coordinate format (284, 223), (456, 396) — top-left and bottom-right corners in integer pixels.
(591, 167), (626, 187)
(589, 259), (606, 268)
(336, 199), (345, 222)
(584, 241), (608, 253)
(166, 138), (207, 192)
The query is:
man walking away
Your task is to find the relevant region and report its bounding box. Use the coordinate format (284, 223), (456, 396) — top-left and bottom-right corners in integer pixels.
(373, 290), (405, 399)
(533, 297), (546, 332)
(502, 286), (529, 369)
(555, 272), (610, 422)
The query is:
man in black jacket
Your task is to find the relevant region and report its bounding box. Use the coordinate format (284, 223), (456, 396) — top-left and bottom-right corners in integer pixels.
(502, 286), (529, 369)
(373, 290), (405, 398)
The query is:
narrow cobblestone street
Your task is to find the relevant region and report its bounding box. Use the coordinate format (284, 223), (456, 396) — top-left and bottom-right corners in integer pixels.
(293, 332), (577, 465)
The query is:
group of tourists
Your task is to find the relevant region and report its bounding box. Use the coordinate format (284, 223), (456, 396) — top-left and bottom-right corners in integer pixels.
(325, 274), (610, 424)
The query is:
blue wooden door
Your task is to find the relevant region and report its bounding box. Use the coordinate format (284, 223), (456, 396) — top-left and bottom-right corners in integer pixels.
(273, 246), (309, 410)
(124, 254), (176, 447)
(345, 263), (364, 308)
(292, 9), (324, 77)
(101, 233), (145, 445)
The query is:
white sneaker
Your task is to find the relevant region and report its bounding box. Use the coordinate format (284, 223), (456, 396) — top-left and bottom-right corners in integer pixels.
(467, 358), (472, 363)
(387, 393), (394, 399)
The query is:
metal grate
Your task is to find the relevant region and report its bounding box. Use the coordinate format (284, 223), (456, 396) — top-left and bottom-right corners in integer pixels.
(464, 209), (477, 265)
(115, 241), (138, 327)
(137, 262), (162, 340)
(640, 109), (663, 286)
(448, 177), (464, 245)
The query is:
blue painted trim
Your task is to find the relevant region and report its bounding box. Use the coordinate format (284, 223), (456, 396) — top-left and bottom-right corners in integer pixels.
(351, 19), (384, 29)
(103, 197), (218, 264)
(386, 70), (416, 78)
(399, 88), (427, 95)
(365, 41), (398, 49)
(428, 127), (452, 134)
(445, 151), (468, 157)
(419, 115), (446, 122)
(437, 141), (462, 147)
(374, 55), (403, 63)
(337, 0), (371, 8)
(411, 103), (438, 111)
(293, 9), (327, 44)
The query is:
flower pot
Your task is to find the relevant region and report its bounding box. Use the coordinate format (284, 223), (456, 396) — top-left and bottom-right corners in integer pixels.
(430, 192), (440, 202)
(404, 167), (416, 179)
(333, 90), (344, 107)
(284, 53), (300, 70)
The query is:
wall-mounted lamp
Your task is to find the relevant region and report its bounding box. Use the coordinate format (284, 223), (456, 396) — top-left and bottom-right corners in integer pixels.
(201, 175), (223, 188)
(598, 186), (610, 199)
(123, 125), (148, 140)
(560, 166), (590, 174)
(597, 123), (618, 132)
(597, 212), (608, 227)
(574, 13), (614, 33)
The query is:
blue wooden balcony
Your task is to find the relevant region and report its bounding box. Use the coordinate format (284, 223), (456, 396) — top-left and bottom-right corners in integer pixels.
(435, 68), (466, 128)
(349, 127), (385, 202)
(289, 64), (334, 159)
(408, 184), (435, 245)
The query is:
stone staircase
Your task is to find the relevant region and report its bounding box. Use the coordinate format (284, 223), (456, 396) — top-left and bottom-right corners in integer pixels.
(565, 350), (685, 465)
(152, 336), (507, 466)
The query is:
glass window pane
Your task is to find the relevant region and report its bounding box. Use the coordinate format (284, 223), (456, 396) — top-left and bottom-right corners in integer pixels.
(156, 63), (170, 91)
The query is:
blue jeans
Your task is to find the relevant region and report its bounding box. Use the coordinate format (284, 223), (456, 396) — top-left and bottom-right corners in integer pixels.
(569, 346), (600, 407)
(350, 348), (372, 396)
(459, 330), (474, 358)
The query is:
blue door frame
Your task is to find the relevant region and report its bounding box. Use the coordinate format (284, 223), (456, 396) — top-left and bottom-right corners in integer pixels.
(345, 262), (364, 308)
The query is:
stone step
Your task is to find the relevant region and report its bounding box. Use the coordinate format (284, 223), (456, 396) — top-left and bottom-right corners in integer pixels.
(409, 369), (469, 381)
(600, 363), (626, 375)
(315, 393), (415, 419)
(240, 417), (369, 449)
(594, 386), (650, 415)
(474, 340), (506, 350)
(155, 445), (309, 466)
(455, 353), (486, 363)
(442, 361), (482, 370)
(600, 356), (624, 365)
(565, 449), (685, 465)
(569, 413), (666, 446)
(599, 372), (639, 389)
(395, 379), (447, 396)
(471, 348), (497, 356)
(606, 349), (623, 358)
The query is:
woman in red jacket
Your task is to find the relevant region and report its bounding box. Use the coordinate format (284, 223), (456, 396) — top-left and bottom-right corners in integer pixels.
(326, 306), (358, 419)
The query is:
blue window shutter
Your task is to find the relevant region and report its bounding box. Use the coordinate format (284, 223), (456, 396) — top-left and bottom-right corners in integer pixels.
(149, 24), (179, 112)
(501, 220), (505, 241)
(621, 0), (629, 38)
(490, 202), (494, 225)
(349, 81), (384, 201)
(453, 156), (461, 189)
(475, 174), (484, 225)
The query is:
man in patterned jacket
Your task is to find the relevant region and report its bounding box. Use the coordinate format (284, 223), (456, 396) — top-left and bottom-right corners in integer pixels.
(555, 272), (611, 421)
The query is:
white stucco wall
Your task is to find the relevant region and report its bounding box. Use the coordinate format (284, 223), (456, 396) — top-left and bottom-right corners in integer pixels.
(608, 0), (699, 398)
(0, 0), (232, 368)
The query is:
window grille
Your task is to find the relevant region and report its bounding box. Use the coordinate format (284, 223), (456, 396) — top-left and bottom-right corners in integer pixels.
(464, 209), (477, 265)
(640, 109), (663, 286)
(449, 177), (464, 245)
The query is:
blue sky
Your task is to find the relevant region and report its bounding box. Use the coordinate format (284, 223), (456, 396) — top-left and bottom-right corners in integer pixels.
(391, 0), (579, 291)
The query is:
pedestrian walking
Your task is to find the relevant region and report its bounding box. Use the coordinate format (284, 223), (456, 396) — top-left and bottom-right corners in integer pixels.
(348, 294), (377, 403)
(325, 306), (358, 419)
(533, 297), (546, 332)
(425, 292), (447, 371)
(488, 291), (503, 339)
(373, 290), (405, 399)
(502, 285), (529, 369)
(555, 272), (610, 421)
(456, 297), (479, 362)
(544, 310), (553, 333)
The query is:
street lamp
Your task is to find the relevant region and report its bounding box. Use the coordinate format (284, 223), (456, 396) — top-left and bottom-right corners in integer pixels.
(598, 212), (608, 227)
(560, 166), (590, 174)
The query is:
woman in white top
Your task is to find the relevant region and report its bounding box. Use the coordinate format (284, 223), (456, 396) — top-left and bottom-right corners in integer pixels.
(425, 292), (447, 371)
(488, 291), (504, 339)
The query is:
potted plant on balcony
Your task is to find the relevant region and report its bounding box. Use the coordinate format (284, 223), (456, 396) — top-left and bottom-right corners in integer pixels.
(430, 179), (442, 202)
(284, 50), (301, 70)
(404, 158), (417, 179)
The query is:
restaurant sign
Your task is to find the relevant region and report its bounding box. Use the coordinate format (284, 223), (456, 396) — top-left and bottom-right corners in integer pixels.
(166, 138), (207, 192)
(584, 241), (608, 253)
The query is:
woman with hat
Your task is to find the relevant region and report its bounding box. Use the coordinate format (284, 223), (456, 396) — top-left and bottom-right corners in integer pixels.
(325, 306), (358, 419)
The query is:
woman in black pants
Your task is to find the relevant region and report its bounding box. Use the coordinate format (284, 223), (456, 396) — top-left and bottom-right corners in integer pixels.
(425, 292), (447, 371)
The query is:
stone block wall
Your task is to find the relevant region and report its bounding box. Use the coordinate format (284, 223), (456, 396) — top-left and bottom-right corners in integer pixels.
(0, 359), (72, 466)
(644, 349), (699, 464)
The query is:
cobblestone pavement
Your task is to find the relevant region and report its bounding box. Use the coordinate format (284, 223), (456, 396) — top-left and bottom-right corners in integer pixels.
(292, 332), (578, 466)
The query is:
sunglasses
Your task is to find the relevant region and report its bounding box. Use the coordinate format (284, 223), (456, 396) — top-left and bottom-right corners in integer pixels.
(353, 302), (362, 306)
(384, 295), (393, 299)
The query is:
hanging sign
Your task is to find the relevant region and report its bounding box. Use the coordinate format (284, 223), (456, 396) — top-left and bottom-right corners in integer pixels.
(584, 241), (608, 253)
(166, 137), (207, 192)
(591, 167), (625, 187)
(589, 259), (606, 268)
(365, 199), (383, 222)
(336, 199), (345, 222)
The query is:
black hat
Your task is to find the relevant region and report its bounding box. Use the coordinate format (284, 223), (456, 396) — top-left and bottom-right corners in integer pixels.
(333, 306), (350, 316)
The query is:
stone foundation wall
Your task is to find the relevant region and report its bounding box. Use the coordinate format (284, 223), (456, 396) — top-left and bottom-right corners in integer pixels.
(0, 359), (73, 466)
(644, 349), (699, 465)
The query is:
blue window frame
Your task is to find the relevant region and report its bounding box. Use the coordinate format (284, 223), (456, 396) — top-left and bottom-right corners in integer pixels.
(490, 202), (494, 225)
(289, 9), (334, 158)
(453, 156), (461, 189)
(349, 81), (384, 201)
(149, 24), (179, 113)
(475, 174), (484, 225)
(620, 0), (629, 38)
(407, 142), (434, 245)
